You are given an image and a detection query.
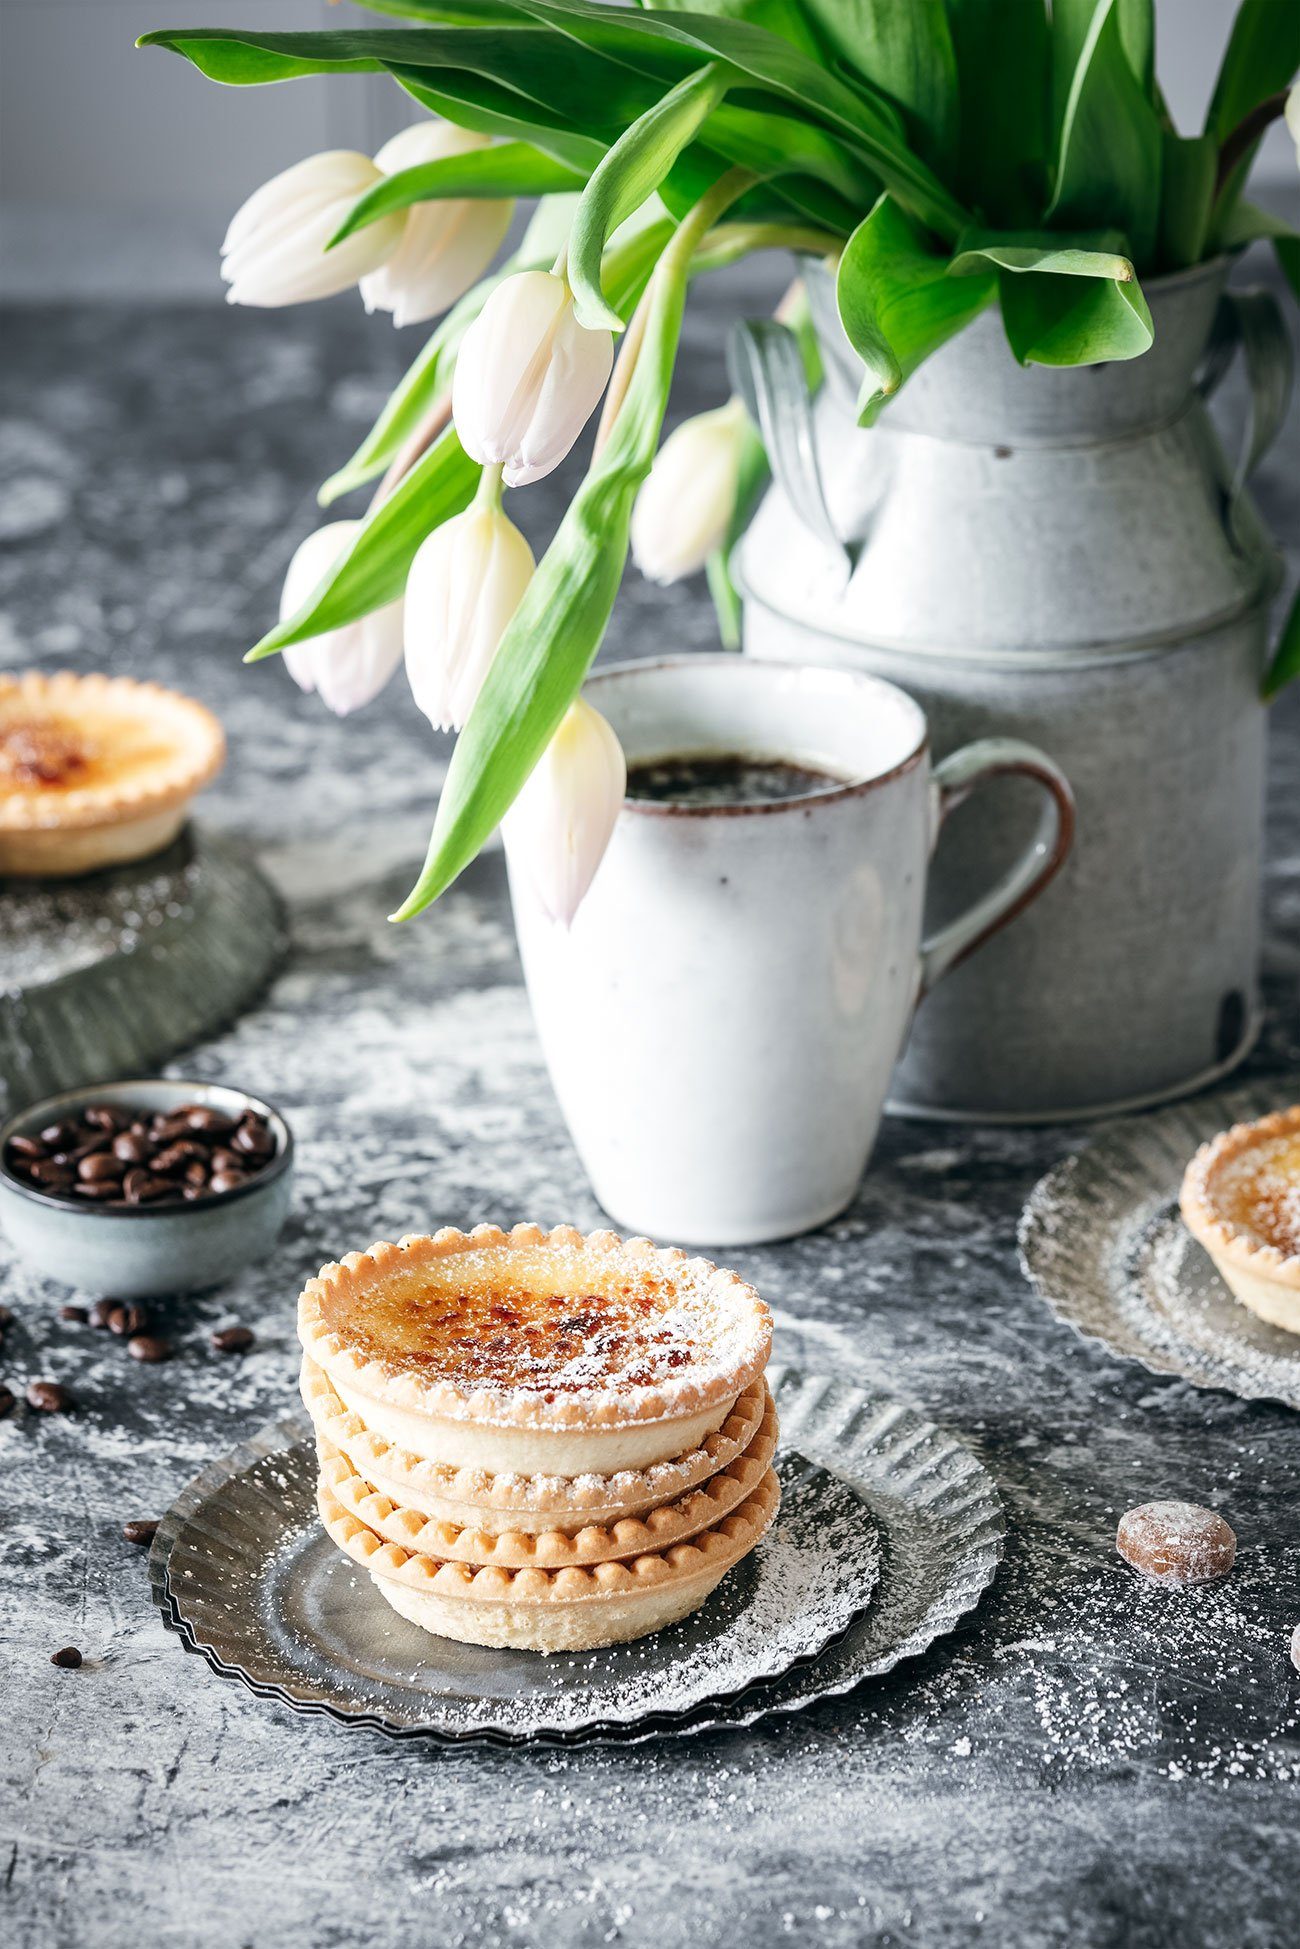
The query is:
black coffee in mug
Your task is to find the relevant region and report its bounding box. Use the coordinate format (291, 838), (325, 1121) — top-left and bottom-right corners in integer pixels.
(625, 751), (850, 807)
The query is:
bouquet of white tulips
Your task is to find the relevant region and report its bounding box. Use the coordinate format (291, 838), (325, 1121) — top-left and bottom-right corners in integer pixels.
(142, 0), (1300, 925)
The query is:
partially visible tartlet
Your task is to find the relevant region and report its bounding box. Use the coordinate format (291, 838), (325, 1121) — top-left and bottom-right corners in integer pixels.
(1180, 1108), (1300, 1336)
(0, 670), (225, 877)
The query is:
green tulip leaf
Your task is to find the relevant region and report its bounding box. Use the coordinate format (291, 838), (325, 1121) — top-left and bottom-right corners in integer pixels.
(1206, 0), (1300, 138)
(248, 423), (478, 661)
(329, 142), (585, 248)
(946, 0), (1050, 228)
(568, 64), (731, 331)
(950, 225), (1134, 281)
(1047, 0), (1162, 268)
(997, 264), (1153, 367)
(1157, 130), (1217, 271)
(797, 0), (959, 170)
(837, 195), (995, 425)
(1263, 582), (1300, 702)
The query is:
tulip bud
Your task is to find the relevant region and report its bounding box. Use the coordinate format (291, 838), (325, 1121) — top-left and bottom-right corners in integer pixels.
(360, 121), (515, 329)
(503, 699), (626, 926)
(631, 399), (748, 585)
(452, 270), (614, 487)
(404, 479), (535, 731)
(279, 522), (404, 716)
(222, 151), (404, 308)
(1288, 84), (1300, 168)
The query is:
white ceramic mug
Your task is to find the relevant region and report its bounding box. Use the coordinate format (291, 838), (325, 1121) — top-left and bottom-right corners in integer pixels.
(510, 657), (1074, 1246)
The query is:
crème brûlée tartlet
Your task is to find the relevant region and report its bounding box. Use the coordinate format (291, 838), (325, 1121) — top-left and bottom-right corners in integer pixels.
(0, 670), (225, 877)
(1180, 1107), (1300, 1336)
(297, 1224), (777, 1652)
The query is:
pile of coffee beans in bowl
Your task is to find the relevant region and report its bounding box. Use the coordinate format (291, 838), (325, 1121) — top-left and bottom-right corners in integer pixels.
(3, 1100), (279, 1208)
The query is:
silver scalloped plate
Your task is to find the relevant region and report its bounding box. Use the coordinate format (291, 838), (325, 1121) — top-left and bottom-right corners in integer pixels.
(150, 1365), (1004, 1747)
(1019, 1078), (1300, 1411)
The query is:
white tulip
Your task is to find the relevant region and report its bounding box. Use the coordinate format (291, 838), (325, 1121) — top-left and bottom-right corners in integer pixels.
(359, 121), (514, 329)
(452, 270), (614, 487)
(279, 522), (404, 717)
(631, 399), (747, 585)
(222, 151), (405, 307)
(404, 479), (535, 730)
(503, 699), (626, 926)
(1288, 84), (1300, 168)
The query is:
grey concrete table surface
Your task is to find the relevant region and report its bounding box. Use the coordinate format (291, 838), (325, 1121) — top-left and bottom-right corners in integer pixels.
(1, 261), (1298, 1949)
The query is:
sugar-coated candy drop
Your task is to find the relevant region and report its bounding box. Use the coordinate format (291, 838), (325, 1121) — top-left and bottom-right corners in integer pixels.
(1115, 1501), (1236, 1586)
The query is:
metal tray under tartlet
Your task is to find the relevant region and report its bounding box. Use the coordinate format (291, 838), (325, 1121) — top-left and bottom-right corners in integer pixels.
(1019, 1078), (1300, 1412)
(150, 1365), (1005, 1747)
(0, 824), (288, 1116)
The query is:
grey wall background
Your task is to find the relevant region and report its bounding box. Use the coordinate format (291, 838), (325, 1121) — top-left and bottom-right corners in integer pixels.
(0, 0), (1295, 300)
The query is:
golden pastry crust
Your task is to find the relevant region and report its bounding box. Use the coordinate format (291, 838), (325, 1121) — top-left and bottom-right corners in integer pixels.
(300, 1357), (771, 1524)
(1181, 1108), (1300, 1283)
(0, 671), (225, 832)
(297, 1224), (772, 1433)
(315, 1388), (778, 1566)
(317, 1465), (780, 1604)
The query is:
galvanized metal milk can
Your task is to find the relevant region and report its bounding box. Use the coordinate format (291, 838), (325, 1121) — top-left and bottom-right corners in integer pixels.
(737, 257), (1292, 1120)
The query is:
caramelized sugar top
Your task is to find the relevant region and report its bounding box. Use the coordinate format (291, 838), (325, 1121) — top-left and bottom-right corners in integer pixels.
(320, 1253), (718, 1397)
(0, 704), (187, 800)
(1213, 1131), (1300, 1257)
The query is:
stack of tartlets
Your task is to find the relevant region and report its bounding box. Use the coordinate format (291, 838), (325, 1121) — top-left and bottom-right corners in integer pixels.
(298, 1224), (776, 1652)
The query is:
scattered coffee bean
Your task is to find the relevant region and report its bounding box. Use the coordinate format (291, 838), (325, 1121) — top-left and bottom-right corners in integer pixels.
(109, 1303), (148, 1338)
(59, 1304), (89, 1324)
(26, 1379), (71, 1413)
(128, 1334), (171, 1364)
(122, 1518), (160, 1546)
(88, 1298), (117, 1329)
(0, 1384), (15, 1420)
(211, 1325), (254, 1355)
(51, 1646), (82, 1669)
(0, 1304), (13, 1327)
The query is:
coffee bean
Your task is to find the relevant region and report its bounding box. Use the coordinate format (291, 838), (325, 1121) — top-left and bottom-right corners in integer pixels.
(128, 1334), (171, 1364)
(211, 1325), (254, 1355)
(153, 1140), (205, 1176)
(210, 1148), (241, 1174)
(122, 1168), (169, 1205)
(112, 1131), (150, 1165)
(0, 1384), (15, 1419)
(185, 1107), (236, 1137)
(208, 1170), (248, 1196)
(8, 1134), (47, 1161)
(109, 1303), (148, 1338)
(51, 1646), (82, 1669)
(84, 1105), (126, 1132)
(151, 1114), (192, 1145)
(0, 1305), (13, 1328)
(232, 1124), (274, 1160)
(69, 1132), (110, 1161)
(181, 1183), (206, 1201)
(30, 1159), (74, 1189)
(78, 1151), (125, 1184)
(59, 1304), (89, 1324)
(39, 1122), (76, 1148)
(26, 1379), (71, 1413)
(183, 1160), (209, 1187)
(74, 1181), (121, 1202)
(123, 1517), (160, 1546)
(88, 1298), (117, 1329)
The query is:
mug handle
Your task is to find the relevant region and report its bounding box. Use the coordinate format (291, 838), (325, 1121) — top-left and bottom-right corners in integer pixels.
(919, 739), (1076, 999)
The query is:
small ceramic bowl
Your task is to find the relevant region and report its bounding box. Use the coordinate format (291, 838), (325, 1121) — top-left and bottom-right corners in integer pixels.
(0, 1079), (294, 1298)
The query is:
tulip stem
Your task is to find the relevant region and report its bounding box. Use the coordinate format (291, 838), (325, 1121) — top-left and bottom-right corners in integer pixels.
(595, 168), (757, 453)
(474, 461), (506, 513)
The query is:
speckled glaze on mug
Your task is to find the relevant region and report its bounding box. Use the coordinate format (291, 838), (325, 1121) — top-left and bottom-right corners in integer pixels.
(0, 1079), (294, 1298)
(510, 657), (1073, 1246)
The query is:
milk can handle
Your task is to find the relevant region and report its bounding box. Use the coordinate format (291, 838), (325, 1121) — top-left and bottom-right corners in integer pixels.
(728, 318), (853, 570)
(1196, 289), (1294, 550)
(919, 740), (1076, 999)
